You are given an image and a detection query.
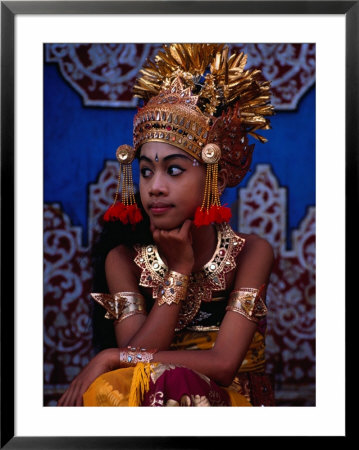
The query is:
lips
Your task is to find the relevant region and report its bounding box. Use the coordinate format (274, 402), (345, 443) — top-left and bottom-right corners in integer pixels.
(149, 202), (173, 215)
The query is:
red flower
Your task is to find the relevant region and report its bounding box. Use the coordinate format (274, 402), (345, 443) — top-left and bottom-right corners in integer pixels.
(212, 205), (232, 223)
(103, 203), (143, 225)
(194, 207), (211, 227)
(127, 204), (143, 225)
(194, 205), (232, 227)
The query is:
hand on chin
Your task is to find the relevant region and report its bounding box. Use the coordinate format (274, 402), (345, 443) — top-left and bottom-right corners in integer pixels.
(150, 217), (185, 232)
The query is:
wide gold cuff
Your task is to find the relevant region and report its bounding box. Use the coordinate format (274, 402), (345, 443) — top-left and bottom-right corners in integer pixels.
(157, 270), (189, 306)
(90, 291), (146, 322)
(119, 346), (157, 367)
(226, 287), (267, 323)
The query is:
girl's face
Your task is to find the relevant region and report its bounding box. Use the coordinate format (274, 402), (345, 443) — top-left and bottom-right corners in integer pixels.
(139, 142), (206, 230)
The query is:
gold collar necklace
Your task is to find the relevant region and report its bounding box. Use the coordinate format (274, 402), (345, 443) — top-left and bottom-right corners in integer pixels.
(134, 222), (245, 330)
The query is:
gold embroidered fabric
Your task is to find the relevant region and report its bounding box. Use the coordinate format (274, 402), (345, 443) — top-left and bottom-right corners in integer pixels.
(134, 223), (245, 330)
(90, 291), (146, 322)
(226, 287), (267, 323)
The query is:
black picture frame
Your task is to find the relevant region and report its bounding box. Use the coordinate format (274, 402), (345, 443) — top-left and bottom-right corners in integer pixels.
(1, 1), (354, 447)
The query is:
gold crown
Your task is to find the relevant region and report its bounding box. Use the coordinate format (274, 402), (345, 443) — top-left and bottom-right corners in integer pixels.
(133, 44), (274, 168)
(133, 78), (211, 160)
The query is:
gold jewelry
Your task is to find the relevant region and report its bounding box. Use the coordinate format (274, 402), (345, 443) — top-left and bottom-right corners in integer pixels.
(157, 270), (189, 306)
(90, 291), (146, 322)
(104, 44), (273, 226)
(226, 287), (267, 323)
(119, 346), (157, 367)
(134, 44), (273, 144)
(134, 222), (245, 330)
(103, 144), (143, 224)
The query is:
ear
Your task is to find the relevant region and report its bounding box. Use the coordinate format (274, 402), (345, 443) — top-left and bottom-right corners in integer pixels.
(217, 168), (228, 196)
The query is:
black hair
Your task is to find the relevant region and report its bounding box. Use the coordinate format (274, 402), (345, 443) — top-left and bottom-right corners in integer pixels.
(90, 193), (153, 352)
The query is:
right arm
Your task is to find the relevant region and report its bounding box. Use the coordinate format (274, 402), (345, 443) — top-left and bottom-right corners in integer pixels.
(106, 220), (194, 350)
(104, 244), (147, 347)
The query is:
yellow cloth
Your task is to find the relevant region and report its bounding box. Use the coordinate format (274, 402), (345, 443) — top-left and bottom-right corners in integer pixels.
(83, 363), (153, 407)
(83, 363), (251, 407)
(83, 330), (264, 407)
(224, 387), (252, 406)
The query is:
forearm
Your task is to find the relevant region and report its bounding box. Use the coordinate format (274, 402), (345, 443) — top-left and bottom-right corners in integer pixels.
(152, 347), (231, 386)
(127, 302), (181, 350)
(127, 269), (190, 350)
(106, 345), (231, 387)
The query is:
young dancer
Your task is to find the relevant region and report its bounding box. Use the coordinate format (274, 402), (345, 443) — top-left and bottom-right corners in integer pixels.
(58, 44), (275, 407)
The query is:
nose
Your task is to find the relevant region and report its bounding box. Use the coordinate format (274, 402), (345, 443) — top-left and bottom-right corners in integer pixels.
(148, 171), (168, 197)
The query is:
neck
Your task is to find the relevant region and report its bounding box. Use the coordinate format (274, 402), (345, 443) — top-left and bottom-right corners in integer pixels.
(191, 223), (217, 271)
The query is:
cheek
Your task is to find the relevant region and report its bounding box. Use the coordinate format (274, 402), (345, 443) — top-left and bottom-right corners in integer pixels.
(193, 171), (206, 199)
(139, 179), (148, 205)
(182, 176), (205, 207)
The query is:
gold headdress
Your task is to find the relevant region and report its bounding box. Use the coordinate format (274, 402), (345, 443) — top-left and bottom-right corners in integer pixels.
(104, 44), (274, 226)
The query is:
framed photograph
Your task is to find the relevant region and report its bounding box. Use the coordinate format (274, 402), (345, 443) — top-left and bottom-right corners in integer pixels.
(2, 1), (354, 447)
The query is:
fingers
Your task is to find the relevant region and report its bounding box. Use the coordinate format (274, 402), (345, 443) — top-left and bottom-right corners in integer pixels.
(57, 393), (66, 406)
(152, 228), (161, 245)
(152, 220), (193, 240)
(179, 219), (192, 238)
(76, 395), (84, 407)
(57, 382), (84, 407)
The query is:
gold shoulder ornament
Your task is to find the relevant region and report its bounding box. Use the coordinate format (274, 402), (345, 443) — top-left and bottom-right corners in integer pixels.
(90, 291), (146, 323)
(226, 286), (267, 323)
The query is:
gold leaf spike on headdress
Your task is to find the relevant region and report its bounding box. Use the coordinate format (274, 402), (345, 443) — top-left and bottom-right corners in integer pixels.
(133, 44), (274, 143)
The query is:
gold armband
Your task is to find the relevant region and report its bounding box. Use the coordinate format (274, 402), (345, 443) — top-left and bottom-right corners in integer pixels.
(226, 286), (267, 323)
(119, 346), (157, 367)
(157, 270), (189, 306)
(90, 291), (146, 322)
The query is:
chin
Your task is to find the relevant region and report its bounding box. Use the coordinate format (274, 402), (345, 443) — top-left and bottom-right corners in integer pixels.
(150, 215), (186, 230)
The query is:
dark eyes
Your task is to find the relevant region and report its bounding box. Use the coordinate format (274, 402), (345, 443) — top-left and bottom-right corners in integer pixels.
(168, 166), (184, 176)
(140, 166), (185, 178)
(140, 168), (152, 178)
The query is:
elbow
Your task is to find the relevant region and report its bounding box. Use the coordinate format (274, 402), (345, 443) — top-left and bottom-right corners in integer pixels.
(216, 370), (237, 388)
(211, 353), (238, 387)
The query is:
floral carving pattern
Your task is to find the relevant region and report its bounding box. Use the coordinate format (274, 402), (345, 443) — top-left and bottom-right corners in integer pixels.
(238, 165), (315, 403)
(44, 204), (94, 405)
(45, 43), (315, 110)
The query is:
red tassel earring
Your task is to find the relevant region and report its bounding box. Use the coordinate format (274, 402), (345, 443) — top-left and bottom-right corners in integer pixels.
(194, 143), (232, 227)
(103, 145), (143, 225)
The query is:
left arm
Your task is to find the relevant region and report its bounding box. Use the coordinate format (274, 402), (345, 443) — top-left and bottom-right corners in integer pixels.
(142, 235), (275, 386)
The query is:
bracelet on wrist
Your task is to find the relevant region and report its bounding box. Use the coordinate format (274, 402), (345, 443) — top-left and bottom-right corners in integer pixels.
(119, 346), (158, 367)
(157, 270), (189, 306)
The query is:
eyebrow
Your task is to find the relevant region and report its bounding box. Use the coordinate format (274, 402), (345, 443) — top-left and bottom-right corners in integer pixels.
(139, 154), (192, 164)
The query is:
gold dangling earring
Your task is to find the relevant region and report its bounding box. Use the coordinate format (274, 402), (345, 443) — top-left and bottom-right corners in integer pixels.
(103, 145), (143, 225)
(194, 143), (231, 227)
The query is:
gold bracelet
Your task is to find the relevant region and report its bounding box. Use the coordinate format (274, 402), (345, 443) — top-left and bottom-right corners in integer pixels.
(90, 291), (146, 321)
(119, 346), (157, 367)
(226, 286), (267, 323)
(157, 270), (189, 306)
